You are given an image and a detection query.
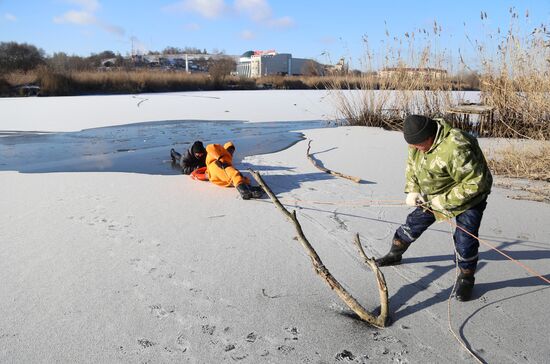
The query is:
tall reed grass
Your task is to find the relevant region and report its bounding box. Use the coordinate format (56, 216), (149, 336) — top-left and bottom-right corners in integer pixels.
(36, 69), (256, 95)
(477, 11), (550, 139)
(1, 68), (260, 96)
(0, 70), (364, 96)
(486, 144), (550, 182)
(330, 11), (550, 140)
(2, 70), (359, 96)
(327, 22), (457, 131)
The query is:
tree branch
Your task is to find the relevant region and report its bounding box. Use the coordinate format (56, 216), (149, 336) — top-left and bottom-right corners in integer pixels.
(307, 140), (361, 183)
(249, 169), (389, 327)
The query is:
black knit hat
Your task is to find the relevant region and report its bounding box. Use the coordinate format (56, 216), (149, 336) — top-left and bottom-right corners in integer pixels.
(191, 141), (205, 154)
(403, 115), (437, 144)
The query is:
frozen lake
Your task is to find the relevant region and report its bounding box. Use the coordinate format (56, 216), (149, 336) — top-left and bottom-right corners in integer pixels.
(1, 91), (549, 364)
(0, 120), (328, 174)
(0, 89), (481, 174)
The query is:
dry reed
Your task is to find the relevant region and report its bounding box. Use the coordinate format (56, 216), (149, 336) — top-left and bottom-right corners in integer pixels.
(486, 144), (550, 182)
(2, 68), (259, 96)
(330, 11), (549, 140)
(1, 70), (353, 96)
(3, 72), (35, 86)
(327, 22), (456, 131)
(477, 11), (550, 140)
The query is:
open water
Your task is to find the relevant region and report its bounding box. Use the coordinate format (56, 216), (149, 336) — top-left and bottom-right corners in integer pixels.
(0, 120), (329, 174)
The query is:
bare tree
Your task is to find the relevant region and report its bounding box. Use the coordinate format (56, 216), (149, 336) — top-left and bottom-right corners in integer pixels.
(208, 56), (236, 87)
(48, 52), (90, 72)
(163, 46), (182, 55)
(0, 42), (45, 73)
(183, 46), (203, 54)
(454, 71), (480, 90)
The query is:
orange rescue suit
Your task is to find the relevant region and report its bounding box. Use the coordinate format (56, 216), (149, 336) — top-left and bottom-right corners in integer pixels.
(205, 142), (247, 187)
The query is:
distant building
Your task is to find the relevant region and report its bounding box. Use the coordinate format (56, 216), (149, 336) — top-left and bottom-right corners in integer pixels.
(237, 50), (319, 77)
(126, 53), (238, 72)
(325, 57), (348, 74)
(378, 67), (448, 80)
(100, 58), (117, 68)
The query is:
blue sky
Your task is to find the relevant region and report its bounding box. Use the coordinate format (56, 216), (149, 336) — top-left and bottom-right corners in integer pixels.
(1, 0), (548, 69)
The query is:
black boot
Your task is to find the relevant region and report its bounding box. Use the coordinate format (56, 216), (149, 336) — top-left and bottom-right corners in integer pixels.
(455, 269), (475, 301)
(236, 183), (252, 200)
(170, 148), (181, 164)
(376, 237), (410, 266)
(249, 185), (265, 199)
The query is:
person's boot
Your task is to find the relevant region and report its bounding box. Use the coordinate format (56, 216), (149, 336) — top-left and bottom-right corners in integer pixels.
(236, 183), (252, 200)
(170, 148), (180, 164)
(376, 237), (410, 266)
(455, 269), (475, 301)
(249, 185), (265, 199)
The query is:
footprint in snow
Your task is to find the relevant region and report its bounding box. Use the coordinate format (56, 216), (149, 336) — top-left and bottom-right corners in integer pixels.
(176, 333), (189, 353)
(277, 345), (294, 354)
(230, 352), (248, 361)
(283, 327), (299, 341)
(137, 338), (156, 349)
(224, 344), (236, 352)
(335, 350), (355, 361)
(201, 324), (216, 335)
(149, 304), (175, 319)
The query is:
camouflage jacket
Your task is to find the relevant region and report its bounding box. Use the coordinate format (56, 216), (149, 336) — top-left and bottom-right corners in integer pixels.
(405, 119), (493, 220)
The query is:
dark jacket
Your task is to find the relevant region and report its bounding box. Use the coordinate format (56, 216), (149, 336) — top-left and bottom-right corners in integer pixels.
(181, 149), (206, 175)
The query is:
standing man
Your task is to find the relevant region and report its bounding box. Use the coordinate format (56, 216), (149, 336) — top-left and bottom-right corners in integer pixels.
(377, 115), (493, 301)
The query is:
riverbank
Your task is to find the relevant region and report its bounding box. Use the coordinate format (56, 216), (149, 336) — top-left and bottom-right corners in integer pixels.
(1, 71), (481, 98)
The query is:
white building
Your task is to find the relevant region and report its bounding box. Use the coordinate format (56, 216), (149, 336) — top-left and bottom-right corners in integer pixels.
(325, 57), (348, 74)
(129, 53), (238, 72)
(237, 50), (314, 78)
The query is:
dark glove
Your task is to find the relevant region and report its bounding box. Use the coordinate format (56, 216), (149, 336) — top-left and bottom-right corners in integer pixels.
(215, 160), (228, 169)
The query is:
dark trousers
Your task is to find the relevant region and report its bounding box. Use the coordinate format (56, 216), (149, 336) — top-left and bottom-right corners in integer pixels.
(395, 199), (488, 271)
(170, 149), (184, 168)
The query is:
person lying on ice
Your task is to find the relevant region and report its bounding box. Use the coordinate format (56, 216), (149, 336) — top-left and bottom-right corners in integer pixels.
(205, 141), (264, 200)
(170, 141), (206, 174)
(376, 114), (493, 302)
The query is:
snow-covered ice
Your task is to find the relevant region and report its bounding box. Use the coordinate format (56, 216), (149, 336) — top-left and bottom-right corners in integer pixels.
(1, 90), (548, 363)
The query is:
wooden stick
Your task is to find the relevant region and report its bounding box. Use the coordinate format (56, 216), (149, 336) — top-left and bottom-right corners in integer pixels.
(354, 233), (389, 322)
(307, 140), (361, 183)
(249, 169), (389, 328)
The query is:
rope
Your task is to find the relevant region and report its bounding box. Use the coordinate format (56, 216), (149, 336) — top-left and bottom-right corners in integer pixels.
(422, 204), (550, 286)
(279, 143), (548, 359)
(405, 202), (549, 362)
(451, 220), (550, 285)
(279, 197), (407, 208)
(285, 192), (549, 360)
(282, 194), (550, 285)
(424, 202), (548, 362)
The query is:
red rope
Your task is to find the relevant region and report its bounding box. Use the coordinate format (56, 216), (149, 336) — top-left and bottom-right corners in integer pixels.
(287, 196), (550, 284)
(423, 205), (550, 285)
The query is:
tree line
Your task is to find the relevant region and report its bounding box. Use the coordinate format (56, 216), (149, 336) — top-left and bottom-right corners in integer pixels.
(0, 41), (231, 74)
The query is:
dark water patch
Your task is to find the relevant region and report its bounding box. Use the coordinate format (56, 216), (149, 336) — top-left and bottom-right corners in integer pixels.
(0, 120), (329, 175)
